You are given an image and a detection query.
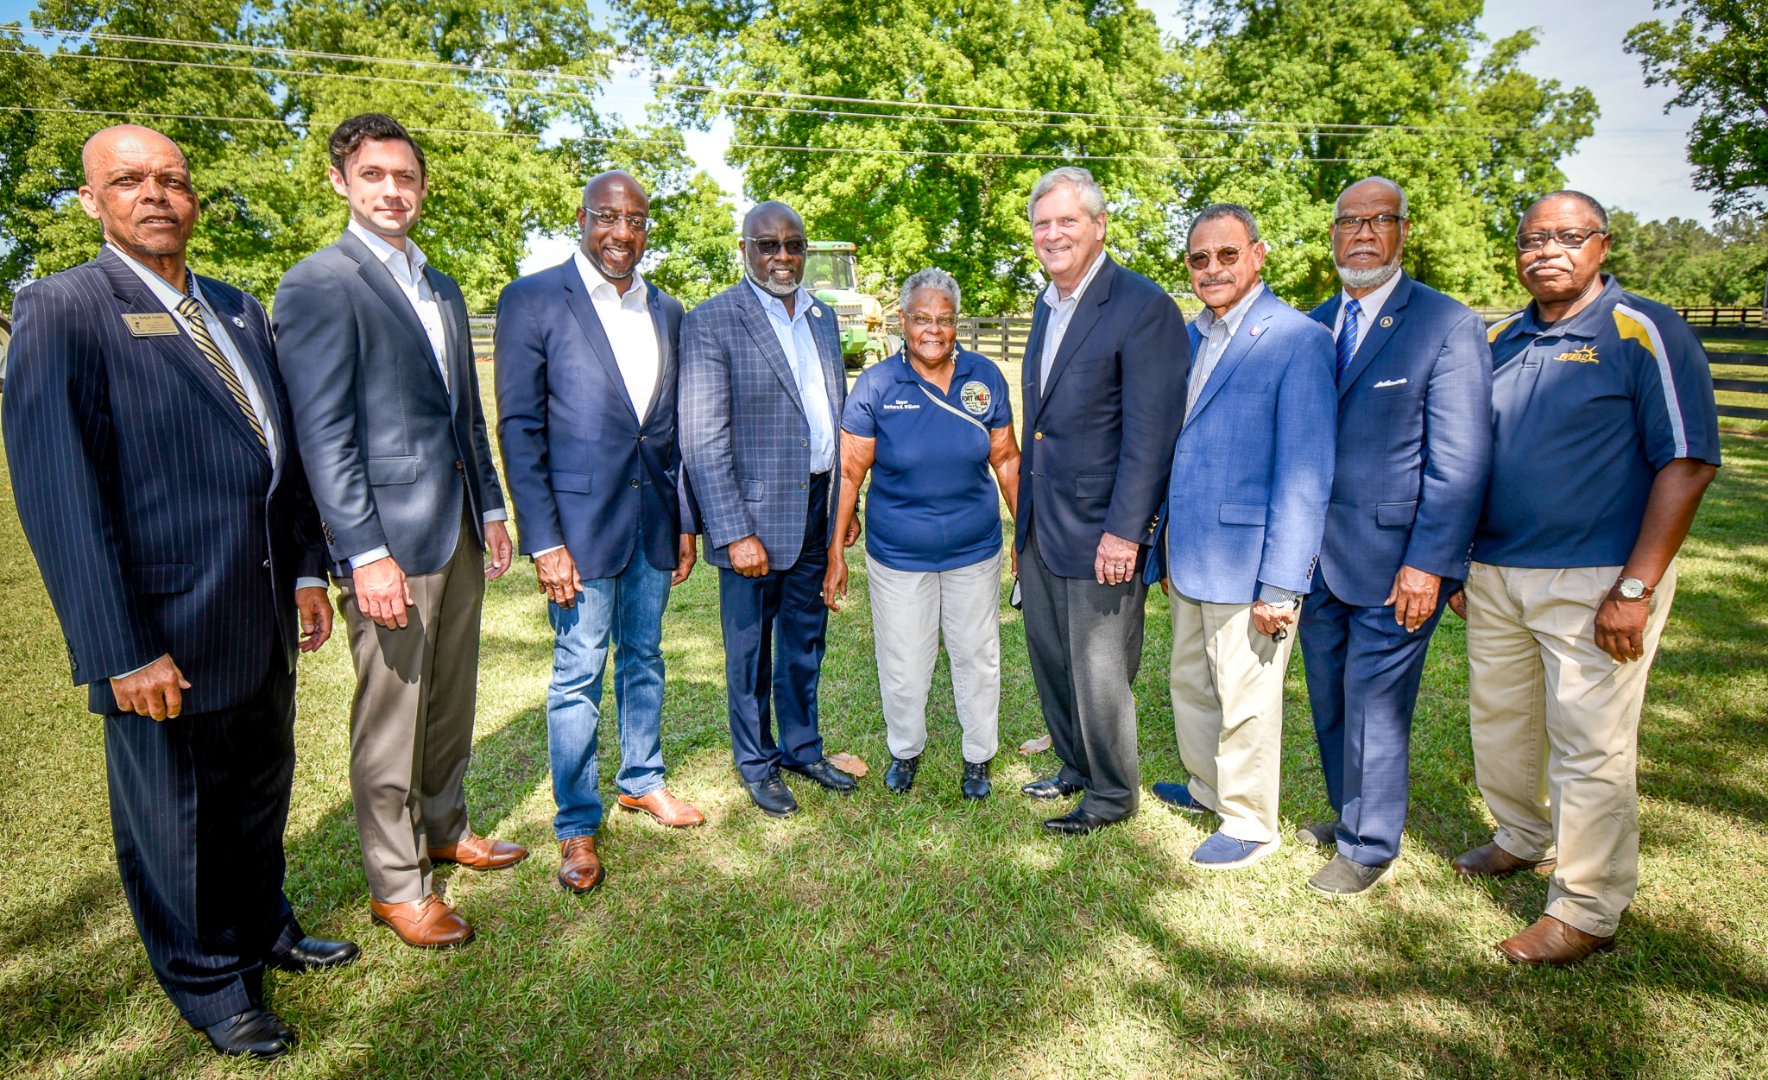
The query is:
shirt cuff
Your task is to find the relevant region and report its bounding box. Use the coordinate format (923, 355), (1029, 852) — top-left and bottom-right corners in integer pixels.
(111, 657), (159, 681)
(294, 577), (328, 591)
(531, 545), (565, 559)
(1257, 583), (1300, 608)
(348, 546), (392, 569)
(483, 509), (508, 524)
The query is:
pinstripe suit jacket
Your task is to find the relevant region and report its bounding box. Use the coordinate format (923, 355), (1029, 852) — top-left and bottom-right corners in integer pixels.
(2, 248), (326, 716)
(679, 281), (846, 571)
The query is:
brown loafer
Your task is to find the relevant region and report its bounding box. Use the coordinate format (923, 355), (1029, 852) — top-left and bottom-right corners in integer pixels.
(428, 833), (529, 872)
(1498, 915), (1615, 966)
(369, 894), (475, 949)
(1451, 842), (1555, 878)
(558, 836), (605, 894)
(617, 788), (705, 828)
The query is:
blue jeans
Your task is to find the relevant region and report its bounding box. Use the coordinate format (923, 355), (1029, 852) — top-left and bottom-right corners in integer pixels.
(546, 556), (672, 840)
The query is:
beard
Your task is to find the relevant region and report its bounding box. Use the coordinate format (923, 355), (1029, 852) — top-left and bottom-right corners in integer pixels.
(746, 266), (800, 298)
(585, 245), (636, 281)
(1337, 258), (1400, 292)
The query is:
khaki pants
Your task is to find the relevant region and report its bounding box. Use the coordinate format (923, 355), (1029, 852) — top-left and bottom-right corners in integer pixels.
(1169, 592), (1294, 844)
(1464, 561), (1677, 937)
(338, 517), (485, 904)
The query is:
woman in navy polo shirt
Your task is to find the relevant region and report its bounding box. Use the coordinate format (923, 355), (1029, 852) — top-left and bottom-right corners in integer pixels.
(824, 267), (1021, 799)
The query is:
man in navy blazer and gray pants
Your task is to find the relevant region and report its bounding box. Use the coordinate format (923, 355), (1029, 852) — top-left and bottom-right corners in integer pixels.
(495, 170), (702, 895)
(1299, 177), (1493, 897)
(1016, 167), (1190, 835)
(5, 126), (353, 1059)
(680, 200), (859, 817)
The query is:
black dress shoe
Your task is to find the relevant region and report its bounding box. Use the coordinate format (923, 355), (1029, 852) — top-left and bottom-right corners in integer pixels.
(268, 935), (361, 974)
(1042, 807), (1118, 836)
(884, 755), (920, 794)
(1021, 775), (1083, 799)
(202, 1007), (296, 1059)
(747, 772), (799, 817)
(784, 756), (858, 793)
(961, 759), (992, 800)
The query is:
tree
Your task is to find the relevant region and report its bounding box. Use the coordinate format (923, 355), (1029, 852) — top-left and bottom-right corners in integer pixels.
(1606, 209), (1768, 306)
(1626, 0), (1768, 217)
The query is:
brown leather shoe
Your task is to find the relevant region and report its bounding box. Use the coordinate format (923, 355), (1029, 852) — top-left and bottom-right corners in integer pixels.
(617, 788), (705, 828)
(1451, 842), (1555, 878)
(428, 833), (529, 871)
(1498, 915), (1615, 966)
(369, 894), (475, 949)
(557, 837), (605, 894)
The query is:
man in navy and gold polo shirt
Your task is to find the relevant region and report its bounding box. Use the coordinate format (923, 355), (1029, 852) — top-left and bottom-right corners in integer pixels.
(1447, 190), (1720, 966)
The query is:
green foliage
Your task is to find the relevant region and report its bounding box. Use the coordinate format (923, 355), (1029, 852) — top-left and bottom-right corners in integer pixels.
(1606, 210), (1768, 307)
(1626, 0), (1768, 216)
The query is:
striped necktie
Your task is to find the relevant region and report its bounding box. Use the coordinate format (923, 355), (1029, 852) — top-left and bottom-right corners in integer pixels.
(176, 294), (268, 452)
(1335, 298), (1362, 385)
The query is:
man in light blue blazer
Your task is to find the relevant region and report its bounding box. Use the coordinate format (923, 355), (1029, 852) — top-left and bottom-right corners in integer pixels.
(496, 170), (702, 898)
(1149, 203), (1336, 870)
(1299, 178), (1493, 897)
(679, 200), (858, 817)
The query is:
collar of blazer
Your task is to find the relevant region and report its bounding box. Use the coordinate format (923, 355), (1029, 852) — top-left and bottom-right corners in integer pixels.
(733, 278), (838, 421)
(557, 257), (672, 425)
(1183, 286), (1282, 429)
(95, 247), (278, 468)
(1332, 270), (1414, 398)
(334, 229), (456, 391)
(1023, 253), (1119, 424)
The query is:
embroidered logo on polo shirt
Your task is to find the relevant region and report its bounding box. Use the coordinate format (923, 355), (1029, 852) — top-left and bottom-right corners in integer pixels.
(1555, 345), (1599, 364)
(960, 381), (991, 415)
(883, 398), (921, 411)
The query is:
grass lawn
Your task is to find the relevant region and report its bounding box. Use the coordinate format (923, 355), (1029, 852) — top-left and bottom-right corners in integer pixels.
(2, 361), (1766, 1079)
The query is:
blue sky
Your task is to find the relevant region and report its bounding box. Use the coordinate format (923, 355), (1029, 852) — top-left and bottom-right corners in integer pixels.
(4, 0), (1712, 273)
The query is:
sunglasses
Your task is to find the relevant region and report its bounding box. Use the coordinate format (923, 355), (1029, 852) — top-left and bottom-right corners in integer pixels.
(1186, 245), (1246, 270)
(743, 237), (807, 257)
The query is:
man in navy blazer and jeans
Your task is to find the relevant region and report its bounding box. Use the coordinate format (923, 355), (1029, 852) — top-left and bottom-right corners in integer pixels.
(680, 200), (859, 817)
(495, 171), (701, 895)
(1016, 166), (1189, 835)
(1299, 177), (1493, 896)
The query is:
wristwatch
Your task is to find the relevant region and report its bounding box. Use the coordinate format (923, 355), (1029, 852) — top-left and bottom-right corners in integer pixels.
(1614, 576), (1654, 601)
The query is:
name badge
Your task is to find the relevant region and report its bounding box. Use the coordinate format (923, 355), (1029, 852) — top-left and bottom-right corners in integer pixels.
(123, 313), (179, 337)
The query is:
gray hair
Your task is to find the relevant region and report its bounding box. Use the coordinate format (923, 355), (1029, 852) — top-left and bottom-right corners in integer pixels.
(1028, 166), (1106, 222)
(899, 266), (961, 313)
(1187, 203), (1261, 248)
(1522, 189), (1609, 231)
(1335, 176), (1410, 220)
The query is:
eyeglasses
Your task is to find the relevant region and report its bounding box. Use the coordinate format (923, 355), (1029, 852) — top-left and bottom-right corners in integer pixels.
(583, 207), (650, 232)
(1187, 246), (1246, 270)
(743, 236), (807, 257)
(905, 313), (959, 329)
(1515, 228), (1607, 252)
(1332, 214), (1405, 233)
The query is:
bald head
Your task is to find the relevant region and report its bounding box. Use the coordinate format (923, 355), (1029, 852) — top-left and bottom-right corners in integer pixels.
(578, 169), (651, 286)
(741, 200), (807, 300)
(743, 200), (803, 236)
(82, 125), (186, 186)
(77, 124), (198, 274)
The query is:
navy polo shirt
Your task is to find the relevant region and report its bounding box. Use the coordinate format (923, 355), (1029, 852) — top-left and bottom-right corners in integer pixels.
(1474, 276), (1720, 568)
(842, 349), (1013, 572)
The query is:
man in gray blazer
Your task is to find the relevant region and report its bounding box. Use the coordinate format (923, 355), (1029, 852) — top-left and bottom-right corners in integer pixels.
(274, 114), (524, 950)
(680, 201), (859, 817)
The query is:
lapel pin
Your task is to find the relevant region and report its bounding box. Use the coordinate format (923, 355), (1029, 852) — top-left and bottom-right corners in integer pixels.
(231, 316), (247, 328)
(811, 306), (823, 318)
(1380, 316), (1394, 328)
(1249, 324), (1263, 337)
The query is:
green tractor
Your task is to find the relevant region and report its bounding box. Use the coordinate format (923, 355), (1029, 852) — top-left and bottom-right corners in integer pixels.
(803, 241), (895, 369)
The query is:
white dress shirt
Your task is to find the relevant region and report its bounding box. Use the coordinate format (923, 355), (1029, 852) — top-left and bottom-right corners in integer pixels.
(341, 222), (504, 570)
(347, 219), (450, 390)
(573, 250), (660, 423)
(1330, 267), (1403, 358)
(1185, 282), (1266, 421)
(746, 278), (836, 474)
(1037, 249), (1109, 393)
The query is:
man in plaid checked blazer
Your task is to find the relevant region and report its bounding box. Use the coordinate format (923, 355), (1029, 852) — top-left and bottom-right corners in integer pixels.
(680, 201), (862, 817)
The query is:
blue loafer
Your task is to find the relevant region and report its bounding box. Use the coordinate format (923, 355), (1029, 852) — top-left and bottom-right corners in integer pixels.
(1151, 781), (1212, 815)
(1189, 831), (1277, 870)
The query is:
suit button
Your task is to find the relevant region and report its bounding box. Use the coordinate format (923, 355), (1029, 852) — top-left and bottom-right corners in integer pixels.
(262, 560), (271, 569)
(800, 481), (808, 489)
(639, 435), (647, 442)
(631, 479), (640, 488)
(800, 438), (809, 447)
(455, 460), (464, 471)
(1034, 432), (1044, 440)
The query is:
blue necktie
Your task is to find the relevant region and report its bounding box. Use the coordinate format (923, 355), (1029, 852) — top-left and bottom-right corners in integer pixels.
(1335, 298), (1362, 385)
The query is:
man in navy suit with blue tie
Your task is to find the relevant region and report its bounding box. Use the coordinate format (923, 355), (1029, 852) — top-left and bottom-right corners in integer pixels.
(495, 171), (702, 895)
(4, 126), (355, 1059)
(1148, 203), (1335, 869)
(1298, 177), (1493, 896)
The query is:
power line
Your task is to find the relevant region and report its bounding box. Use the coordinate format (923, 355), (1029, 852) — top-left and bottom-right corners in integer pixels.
(13, 26), (1533, 137)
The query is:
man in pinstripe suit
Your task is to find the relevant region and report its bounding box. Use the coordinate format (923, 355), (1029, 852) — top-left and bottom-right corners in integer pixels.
(3, 126), (355, 1060)
(680, 201), (860, 817)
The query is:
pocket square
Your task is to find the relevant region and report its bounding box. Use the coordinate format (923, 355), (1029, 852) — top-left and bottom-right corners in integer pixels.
(1373, 378), (1408, 388)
